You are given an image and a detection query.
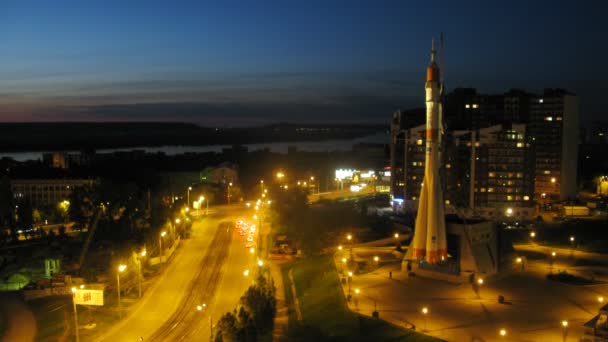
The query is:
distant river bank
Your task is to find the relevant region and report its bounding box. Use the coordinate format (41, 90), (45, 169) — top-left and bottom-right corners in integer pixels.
(0, 131), (388, 162)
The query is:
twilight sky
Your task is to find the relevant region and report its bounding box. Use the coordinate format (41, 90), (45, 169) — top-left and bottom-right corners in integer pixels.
(0, 0), (606, 126)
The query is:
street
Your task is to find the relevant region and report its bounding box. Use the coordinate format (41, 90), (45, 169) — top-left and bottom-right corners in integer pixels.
(95, 206), (257, 342)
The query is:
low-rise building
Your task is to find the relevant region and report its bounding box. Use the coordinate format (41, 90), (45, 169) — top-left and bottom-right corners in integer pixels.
(11, 178), (96, 206)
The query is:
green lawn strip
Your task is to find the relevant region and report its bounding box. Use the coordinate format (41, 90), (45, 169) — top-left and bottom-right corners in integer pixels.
(288, 255), (441, 342)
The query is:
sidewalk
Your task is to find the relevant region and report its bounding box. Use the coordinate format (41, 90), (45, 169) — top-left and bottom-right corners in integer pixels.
(269, 263), (288, 341)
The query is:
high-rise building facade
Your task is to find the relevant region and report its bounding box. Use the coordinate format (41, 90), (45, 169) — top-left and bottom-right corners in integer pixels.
(391, 87), (579, 217)
(528, 89), (579, 201)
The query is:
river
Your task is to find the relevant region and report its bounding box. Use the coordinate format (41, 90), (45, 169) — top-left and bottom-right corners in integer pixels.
(0, 131), (388, 162)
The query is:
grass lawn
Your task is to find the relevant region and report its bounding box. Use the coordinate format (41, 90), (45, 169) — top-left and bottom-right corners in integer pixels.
(282, 255), (442, 342)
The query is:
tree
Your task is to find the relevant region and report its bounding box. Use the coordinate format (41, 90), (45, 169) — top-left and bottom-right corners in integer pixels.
(16, 200), (33, 231)
(214, 311), (239, 342)
(68, 186), (96, 229)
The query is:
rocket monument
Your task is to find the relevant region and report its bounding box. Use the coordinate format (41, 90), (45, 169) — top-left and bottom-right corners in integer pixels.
(409, 39), (448, 264)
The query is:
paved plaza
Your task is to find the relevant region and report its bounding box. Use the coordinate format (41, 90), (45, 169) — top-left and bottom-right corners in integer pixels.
(337, 247), (608, 342)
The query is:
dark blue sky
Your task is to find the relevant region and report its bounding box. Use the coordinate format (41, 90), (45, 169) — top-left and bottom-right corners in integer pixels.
(0, 0), (605, 125)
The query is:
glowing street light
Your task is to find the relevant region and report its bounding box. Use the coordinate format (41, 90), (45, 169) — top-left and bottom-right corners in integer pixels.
(249, 247), (255, 254)
(338, 245), (343, 251)
(421, 307), (429, 331)
(499, 328), (507, 337)
(373, 256), (379, 263)
(71, 287), (80, 342)
(243, 269), (250, 277)
(159, 231), (167, 263)
(562, 320), (569, 342)
(197, 303), (207, 311)
(138, 249), (147, 298)
(117, 264), (127, 313)
(599, 296), (605, 304)
(257, 259), (264, 267)
(530, 231), (536, 238)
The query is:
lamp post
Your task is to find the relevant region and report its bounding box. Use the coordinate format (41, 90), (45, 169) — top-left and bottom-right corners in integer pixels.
(117, 264), (127, 316)
(569, 236), (575, 256)
(347, 271), (353, 301)
(530, 231), (536, 244)
(347, 234), (353, 260)
(476, 277), (484, 299)
(187, 186), (192, 208)
(71, 287), (80, 342)
(516, 257), (524, 271)
(550, 251), (556, 271)
(421, 307), (429, 332)
(561, 320), (569, 342)
(227, 182), (233, 205)
(499, 328), (507, 338)
(159, 231), (167, 263)
(138, 249), (146, 298)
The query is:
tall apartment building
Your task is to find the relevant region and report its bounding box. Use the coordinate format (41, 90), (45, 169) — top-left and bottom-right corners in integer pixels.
(391, 87), (578, 216)
(528, 89), (579, 201)
(453, 124), (536, 218)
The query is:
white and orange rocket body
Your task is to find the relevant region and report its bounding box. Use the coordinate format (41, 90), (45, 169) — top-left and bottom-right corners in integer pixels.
(410, 40), (448, 264)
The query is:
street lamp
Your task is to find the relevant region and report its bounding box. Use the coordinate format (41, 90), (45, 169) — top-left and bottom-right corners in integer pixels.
(499, 328), (507, 338)
(138, 249), (146, 298)
(476, 278), (484, 299)
(347, 271), (353, 299)
(160, 231), (167, 263)
(117, 264), (127, 315)
(338, 245), (343, 251)
(71, 287), (80, 342)
(347, 234), (353, 260)
(249, 247), (255, 254)
(570, 236), (576, 256)
(599, 296), (605, 304)
(561, 320), (569, 342)
(516, 257), (524, 271)
(197, 303), (207, 311)
(257, 259), (264, 267)
(187, 186), (192, 208)
(550, 251), (557, 270)
(421, 307), (429, 331)
(374, 256), (379, 263)
(227, 182), (233, 205)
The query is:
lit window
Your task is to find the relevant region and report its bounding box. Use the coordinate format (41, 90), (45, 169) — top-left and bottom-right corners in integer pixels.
(472, 104), (479, 109)
(556, 117), (562, 121)
(545, 116), (553, 121)
(516, 142), (523, 148)
(488, 187), (494, 193)
(551, 177), (556, 183)
(480, 187), (487, 192)
(475, 142), (480, 147)
(465, 104), (470, 109)
(488, 172), (496, 177)
(539, 99), (544, 103)
(445, 200), (450, 205)
(446, 163), (451, 169)
(412, 176), (417, 180)
(543, 170), (551, 175)
(416, 139), (423, 145)
(523, 195), (530, 201)
(507, 195), (513, 201)
(412, 196), (417, 200)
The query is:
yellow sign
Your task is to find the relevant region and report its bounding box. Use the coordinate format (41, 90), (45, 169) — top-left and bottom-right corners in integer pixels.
(73, 289), (104, 306)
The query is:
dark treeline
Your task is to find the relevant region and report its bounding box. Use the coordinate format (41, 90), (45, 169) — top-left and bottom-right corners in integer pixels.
(0, 122), (385, 151)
